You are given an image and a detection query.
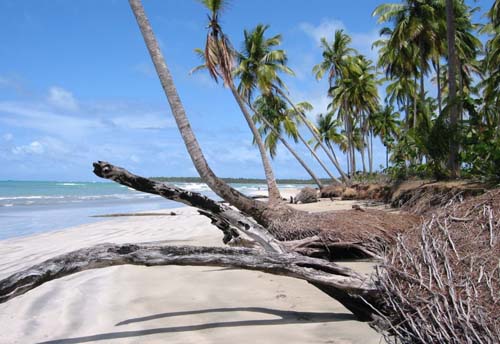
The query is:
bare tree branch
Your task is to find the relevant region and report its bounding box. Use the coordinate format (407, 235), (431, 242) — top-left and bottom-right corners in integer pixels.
(93, 161), (286, 253)
(0, 242), (378, 320)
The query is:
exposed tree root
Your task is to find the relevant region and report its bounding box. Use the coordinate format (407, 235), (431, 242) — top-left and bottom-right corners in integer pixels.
(374, 190), (500, 343)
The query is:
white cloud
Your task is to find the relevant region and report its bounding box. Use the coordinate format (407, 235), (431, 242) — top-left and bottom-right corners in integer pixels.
(300, 19), (380, 62)
(3, 133), (13, 141)
(47, 86), (79, 111)
(110, 112), (174, 130)
(11, 137), (72, 157)
(12, 141), (44, 155)
(300, 19), (345, 43)
(0, 101), (104, 140)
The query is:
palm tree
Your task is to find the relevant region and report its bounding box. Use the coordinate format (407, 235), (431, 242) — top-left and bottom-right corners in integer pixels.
(313, 112), (349, 174)
(373, 1), (441, 109)
(198, 0), (282, 202)
(287, 102), (343, 183)
(482, 0), (500, 127)
(328, 53), (379, 175)
(234, 24), (346, 183)
(372, 105), (401, 168)
(313, 30), (363, 180)
(252, 95), (324, 189)
(313, 30), (358, 87)
(235, 24), (293, 101)
(234, 24), (339, 186)
(127, 0), (268, 219)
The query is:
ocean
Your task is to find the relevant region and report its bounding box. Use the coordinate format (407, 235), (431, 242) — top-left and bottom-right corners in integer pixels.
(0, 180), (303, 240)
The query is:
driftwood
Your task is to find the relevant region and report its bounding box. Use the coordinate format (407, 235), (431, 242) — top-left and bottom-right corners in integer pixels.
(92, 161), (284, 253)
(0, 244), (373, 303)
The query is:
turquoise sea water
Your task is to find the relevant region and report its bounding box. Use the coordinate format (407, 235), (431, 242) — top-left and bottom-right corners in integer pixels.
(0, 181), (303, 240)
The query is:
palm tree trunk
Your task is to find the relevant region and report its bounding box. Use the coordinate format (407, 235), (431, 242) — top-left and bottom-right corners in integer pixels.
(436, 58), (442, 117)
(386, 146), (389, 169)
(128, 0), (268, 218)
(325, 140), (344, 175)
(276, 134), (324, 190)
(446, 0), (460, 177)
(227, 81), (282, 204)
(369, 131), (374, 174)
(297, 133), (341, 184)
(361, 144), (366, 174)
(344, 119), (351, 176)
(458, 61), (464, 122)
(248, 104), (324, 189)
(419, 39), (426, 106)
(413, 76), (418, 130)
(351, 143), (356, 174)
(276, 88), (349, 183)
(346, 116), (356, 174)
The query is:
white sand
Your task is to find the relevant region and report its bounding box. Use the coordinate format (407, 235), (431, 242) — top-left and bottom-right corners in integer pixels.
(0, 206), (384, 344)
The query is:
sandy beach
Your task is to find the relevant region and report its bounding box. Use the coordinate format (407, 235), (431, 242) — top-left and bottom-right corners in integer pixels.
(0, 200), (384, 344)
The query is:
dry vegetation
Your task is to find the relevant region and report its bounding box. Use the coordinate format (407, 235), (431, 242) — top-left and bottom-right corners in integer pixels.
(374, 187), (499, 343)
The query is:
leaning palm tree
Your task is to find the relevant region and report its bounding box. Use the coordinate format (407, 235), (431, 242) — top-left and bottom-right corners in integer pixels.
(252, 95), (324, 189)
(312, 112), (348, 174)
(286, 102), (344, 182)
(235, 24), (293, 101)
(127, 0), (269, 218)
(233, 23), (344, 184)
(235, 24), (345, 185)
(198, 0), (282, 202)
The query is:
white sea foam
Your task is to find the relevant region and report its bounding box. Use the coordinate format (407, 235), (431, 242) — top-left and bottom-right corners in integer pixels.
(176, 183), (211, 192)
(56, 183), (84, 186)
(0, 195), (65, 201)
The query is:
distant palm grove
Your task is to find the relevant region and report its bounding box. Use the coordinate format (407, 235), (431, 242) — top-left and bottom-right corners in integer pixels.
(193, 0), (500, 187)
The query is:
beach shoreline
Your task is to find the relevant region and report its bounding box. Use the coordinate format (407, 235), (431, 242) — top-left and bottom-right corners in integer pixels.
(0, 200), (384, 344)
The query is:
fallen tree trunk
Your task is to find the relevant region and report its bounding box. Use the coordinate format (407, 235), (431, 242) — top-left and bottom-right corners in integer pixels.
(0, 243), (379, 320)
(92, 161), (285, 253)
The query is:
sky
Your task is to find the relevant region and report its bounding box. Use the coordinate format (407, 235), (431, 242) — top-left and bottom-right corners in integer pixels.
(0, 0), (494, 181)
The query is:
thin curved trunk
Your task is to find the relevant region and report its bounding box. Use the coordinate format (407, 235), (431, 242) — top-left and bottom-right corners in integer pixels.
(227, 82), (282, 204)
(297, 133), (340, 184)
(248, 104), (323, 189)
(324, 140), (342, 173)
(276, 89), (349, 183)
(128, 0), (267, 218)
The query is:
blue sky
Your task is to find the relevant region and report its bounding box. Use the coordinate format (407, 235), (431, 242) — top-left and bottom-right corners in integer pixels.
(0, 0), (494, 181)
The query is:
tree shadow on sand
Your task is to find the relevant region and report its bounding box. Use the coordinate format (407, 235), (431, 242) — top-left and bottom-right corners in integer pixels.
(38, 307), (356, 344)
